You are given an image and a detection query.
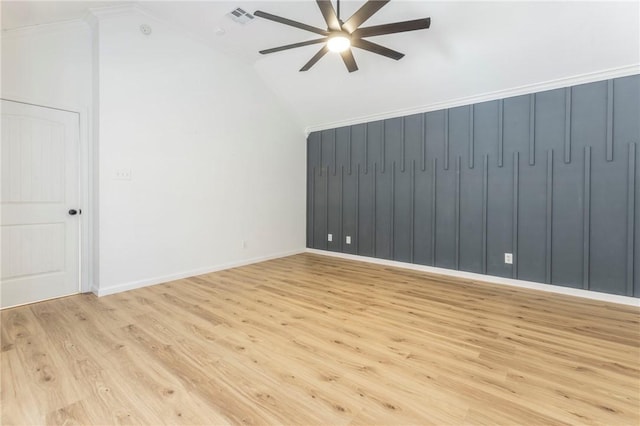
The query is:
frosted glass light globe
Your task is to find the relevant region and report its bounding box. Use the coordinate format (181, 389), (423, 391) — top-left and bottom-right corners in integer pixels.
(327, 34), (351, 52)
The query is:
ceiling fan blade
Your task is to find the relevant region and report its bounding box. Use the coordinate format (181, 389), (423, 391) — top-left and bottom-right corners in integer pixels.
(342, 0), (390, 34)
(254, 10), (329, 36)
(351, 38), (404, 60)
(259, 38), (328, 55)
(316, 0), (340, 31)
(352, 18), (431, 38)
(340, 48), (359, 73)
(300, 45), (330, 71)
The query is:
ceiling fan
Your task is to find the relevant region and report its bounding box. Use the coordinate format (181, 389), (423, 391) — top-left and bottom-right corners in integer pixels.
(254, 0), (431, 73)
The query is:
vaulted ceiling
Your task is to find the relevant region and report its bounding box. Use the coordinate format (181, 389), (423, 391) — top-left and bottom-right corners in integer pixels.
(3, 1), (639, 130)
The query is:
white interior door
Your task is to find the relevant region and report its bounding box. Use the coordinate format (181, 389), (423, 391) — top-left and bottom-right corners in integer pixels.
(1, 100), (80, 309)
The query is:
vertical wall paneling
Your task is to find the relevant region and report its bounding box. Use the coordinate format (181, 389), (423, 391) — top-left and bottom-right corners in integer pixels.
(321, 129), (335, 176)
(569, 81), (609, 290)
(325, 167), (329, 250)
(512, 152), (520, 278)
(364, 124), (369, 174)
(339, 166), (344, 251)
(469, 106), (475, 169)
(312, 167), (326, 249)
(583, 147), (591, 289)
(412, 162), (430, 265)
(431, 158), (437, 265)
(607, 80), (614, 161)
(319, 132), (323, 171)
(615, 76), (640, 296)
(316, 134), (322, 169)
(391, 162), (396, 259)
(401, 118), (406, 172)
(381, 121), (386, 173)
(444, 110), (450, 170)
(565, 88), (572, 163)
(307, 137), (311, 247)
(309, 135), (320, 248)
(545, 151), (554, 284)
(310, 166), (316, 247)
(410, 160), (416, 262)
(421, 114), (427, 171)
(327, 160), (342, 252)
(307, 75), (640, 298)
(356, 164), (360, 253)
(333, 129), (337, 175)
(636, 139), (640, 298)
(498, 100), (504, 167)
(482, 155), (489, 274)
(306, 166), (311, 246)
(627, 143), (636, 296)
(341, 128), (357, 255)
(306, 135), (313, 247)
(455, 157), (461, 269)
(348, 127), (352, 175)
(436, 108), (460, 270)
(529, 95), (536, 166)
(373, 163), (377, 256)
(356, 162), (374, 257)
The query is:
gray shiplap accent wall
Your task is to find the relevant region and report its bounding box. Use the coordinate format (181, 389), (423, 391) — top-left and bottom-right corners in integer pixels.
(306, 75), (640, 297)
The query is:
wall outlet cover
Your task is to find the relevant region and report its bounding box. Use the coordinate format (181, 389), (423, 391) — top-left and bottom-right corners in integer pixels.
(345, 236), (351, 244)
(115, 169), (132, 180)
(328, 234), (333, 242)
(505, 253), (513, 264)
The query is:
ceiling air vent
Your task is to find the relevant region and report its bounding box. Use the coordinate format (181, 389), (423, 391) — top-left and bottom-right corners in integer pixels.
(227, 7), (255, 25)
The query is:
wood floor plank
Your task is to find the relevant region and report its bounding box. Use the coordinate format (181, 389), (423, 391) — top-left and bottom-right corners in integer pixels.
(1, 348), (43, 425)
(1, 307), (46, 352)
(45, 400), (94, 425)
(1, 253), (639, 425)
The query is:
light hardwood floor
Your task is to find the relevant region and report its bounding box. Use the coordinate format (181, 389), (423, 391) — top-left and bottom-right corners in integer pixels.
(1, 253), (639, 425)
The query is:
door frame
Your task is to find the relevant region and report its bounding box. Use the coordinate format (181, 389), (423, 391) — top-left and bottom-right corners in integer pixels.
(1, 96), (95, 294)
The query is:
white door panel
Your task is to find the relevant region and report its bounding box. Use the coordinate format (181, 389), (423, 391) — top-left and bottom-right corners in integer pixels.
(1, 100), (80, 308)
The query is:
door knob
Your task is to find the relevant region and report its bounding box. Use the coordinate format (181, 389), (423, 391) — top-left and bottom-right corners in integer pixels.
(68, 209), (81, 216)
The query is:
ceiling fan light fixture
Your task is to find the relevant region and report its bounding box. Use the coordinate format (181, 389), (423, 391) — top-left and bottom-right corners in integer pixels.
(254, 0), (431, 72)
(327, 33), (351, 53)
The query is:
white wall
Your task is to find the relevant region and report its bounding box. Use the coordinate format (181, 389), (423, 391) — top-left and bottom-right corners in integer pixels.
(2, 9), (307, 296)
(94, 8), (306, 294)
(253, 1), (640, 131)
(2, 21), (95, 293)
(1, 21), (92, 110)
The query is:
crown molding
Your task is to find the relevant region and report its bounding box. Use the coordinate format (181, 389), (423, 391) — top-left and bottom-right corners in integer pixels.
(1, 18), (89, 38)
(86, 3), (191, 28)
(85, 3), (223, 54)
(304, 64), (640, 135)
(86, 4), (142, 20)
(83, 11), (99, 30)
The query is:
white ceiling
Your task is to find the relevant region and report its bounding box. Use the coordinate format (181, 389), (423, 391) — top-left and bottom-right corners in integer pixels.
(3, 1), (639, 129)
(1, 1), (131, 28)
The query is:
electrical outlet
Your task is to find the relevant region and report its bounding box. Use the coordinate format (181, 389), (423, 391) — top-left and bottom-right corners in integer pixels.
(345, 236), (351, 244)
(504, 253), (513, 264)
(241, 240), (247, 249)
(327, 234), (333, 242)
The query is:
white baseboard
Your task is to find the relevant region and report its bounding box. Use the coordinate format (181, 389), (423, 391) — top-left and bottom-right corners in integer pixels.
(93, 249), (305, 297)
(306, 249), (640, 307)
